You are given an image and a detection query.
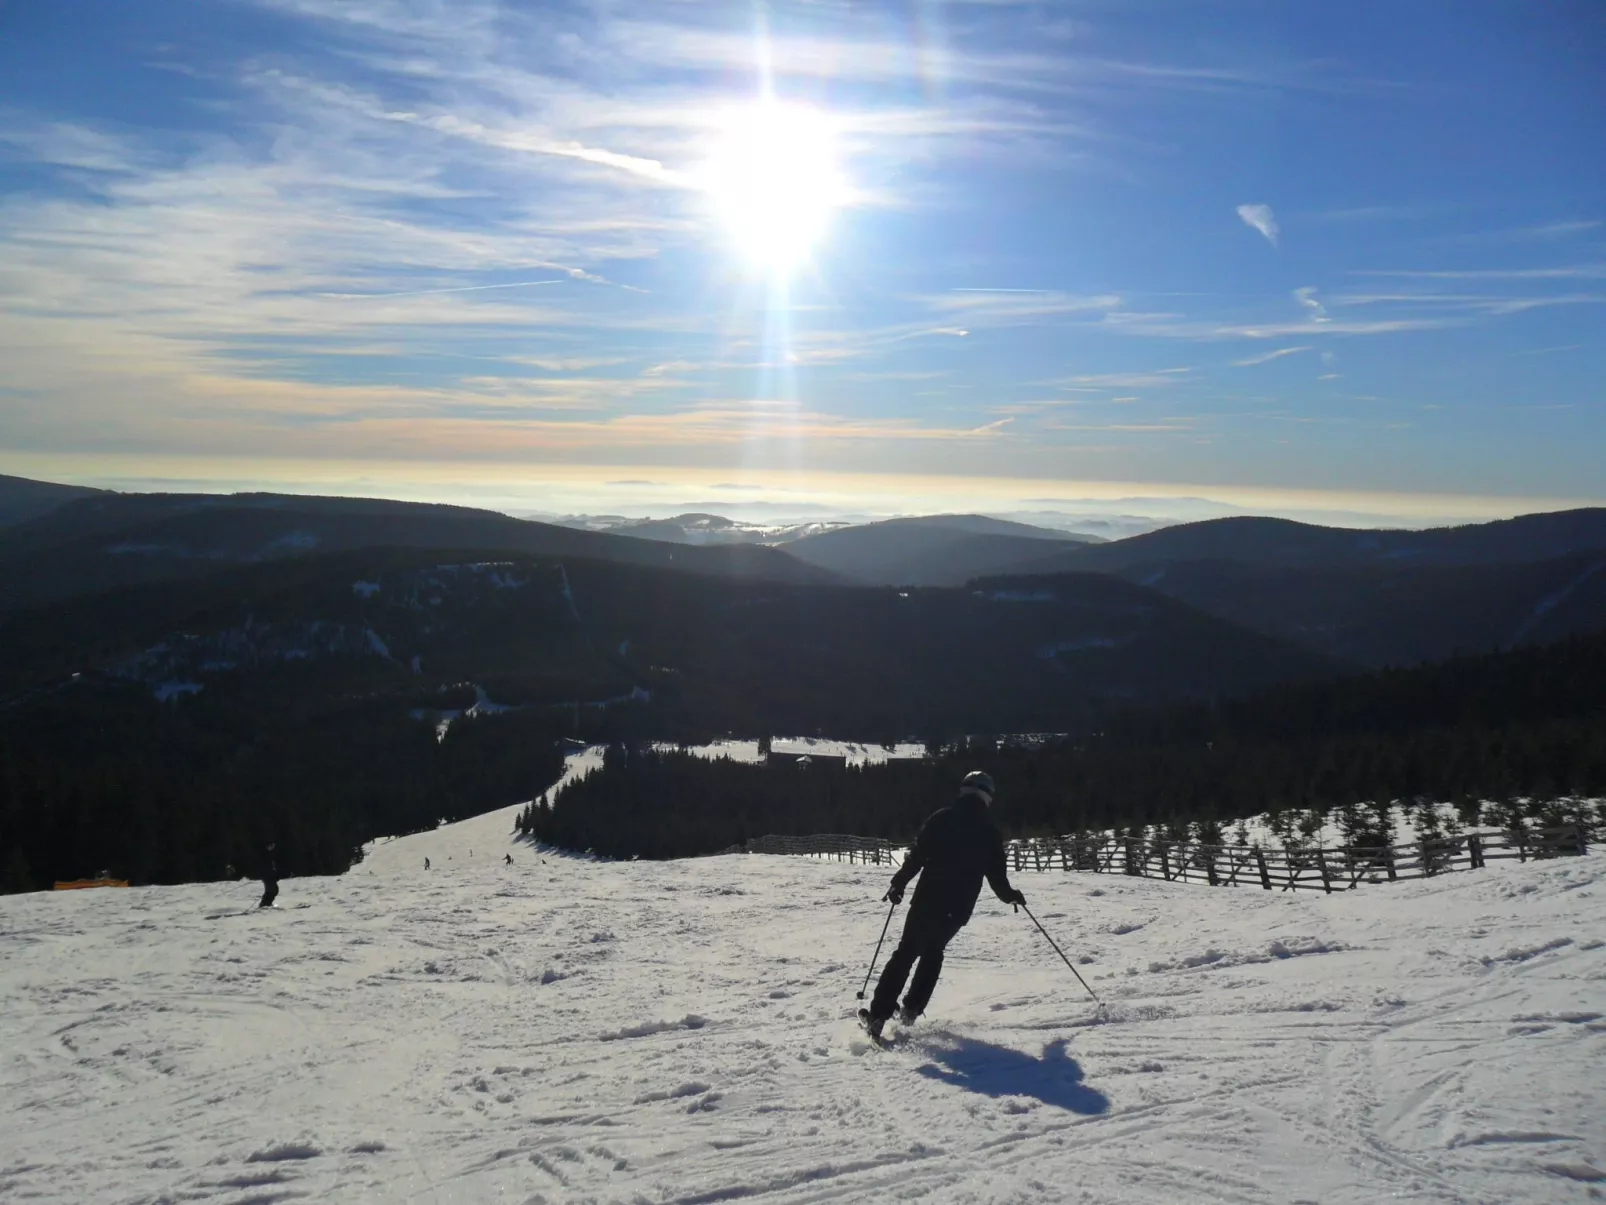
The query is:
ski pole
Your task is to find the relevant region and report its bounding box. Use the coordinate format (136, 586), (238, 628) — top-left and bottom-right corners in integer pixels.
(856, 899), (898, 1000)
(1021, 902), (1102, 1005)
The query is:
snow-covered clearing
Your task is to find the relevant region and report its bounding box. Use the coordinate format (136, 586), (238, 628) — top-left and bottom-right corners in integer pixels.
(660, 738), (928, 767)
(3, 800), (1603, 1204)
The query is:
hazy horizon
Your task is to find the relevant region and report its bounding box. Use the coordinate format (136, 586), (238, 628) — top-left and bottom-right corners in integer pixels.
(5, 453), (1602, 535)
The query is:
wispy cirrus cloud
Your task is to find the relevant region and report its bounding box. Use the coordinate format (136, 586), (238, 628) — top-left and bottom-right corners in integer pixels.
(922, 290), (1122, 324)
(1330, 290), (1605, 316)
(1044, 420), (1195, 433)
(1293, 287), (1329, 322)
(1458, 220), (1603, 244)
(8, 0), (1187, 473)
(1236, 203), (1279, 247)
(1099, 265), (1604, 346)
(1054, 368), (1193, 390)
(600, 19), (1363, 99)
(318, 279), (569, 299)
(1101, 313), (1456, 340)
(1351, 264), (1606, 281)
(1515, 220), (1601, 240)
(1233, 346), (1313, 367)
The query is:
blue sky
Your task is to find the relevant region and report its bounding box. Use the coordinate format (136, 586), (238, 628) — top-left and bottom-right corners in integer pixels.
(1, 0), (1602, 524)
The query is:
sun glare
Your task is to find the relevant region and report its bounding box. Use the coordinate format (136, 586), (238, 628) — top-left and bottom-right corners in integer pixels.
(703, 102), (849, 274)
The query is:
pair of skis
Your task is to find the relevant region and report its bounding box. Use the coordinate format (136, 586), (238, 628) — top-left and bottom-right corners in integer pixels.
(857, 1008), (905, 1049)
(853, 899), (1104, 1042)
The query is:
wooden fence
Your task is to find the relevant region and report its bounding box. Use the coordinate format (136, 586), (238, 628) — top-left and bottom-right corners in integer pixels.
(1004, 823), (1596, 892)
(732, 822), (1597, 892)
(736, 833), (902, 865)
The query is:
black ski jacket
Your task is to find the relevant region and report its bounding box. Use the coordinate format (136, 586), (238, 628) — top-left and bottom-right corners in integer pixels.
(891, 793), (1016, 931)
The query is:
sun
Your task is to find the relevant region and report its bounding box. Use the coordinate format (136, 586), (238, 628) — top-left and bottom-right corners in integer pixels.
(702, 102), (850, 274)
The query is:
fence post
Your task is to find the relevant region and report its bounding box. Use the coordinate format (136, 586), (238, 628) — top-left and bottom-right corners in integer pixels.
(1254, 847), (1272, 891)
(1316, 850), (1333, 894)
(1468, 834), (1484, 869)
(1159, 846), (1171, 881)
(1124, 838), (1140, 877)
(1383, 846), (1397, 881)
(1576, 824), (1589, 857)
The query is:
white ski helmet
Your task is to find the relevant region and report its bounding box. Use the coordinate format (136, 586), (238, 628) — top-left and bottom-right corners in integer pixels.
(961, 770), (996, 801)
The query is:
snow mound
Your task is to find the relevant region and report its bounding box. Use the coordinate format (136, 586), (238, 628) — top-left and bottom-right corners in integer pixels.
(245, 1140), (322, 1162)
(598, 1014), (708, 1041)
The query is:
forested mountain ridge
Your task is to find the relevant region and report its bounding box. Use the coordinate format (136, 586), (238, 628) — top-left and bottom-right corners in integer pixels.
(0, 473), (106, 527)
(530, 628), (1606, 860)
(0, 489), (836, 615)
(997, 508), (1606, 576)
(778, 513), (1097, 585)
(969, 510), (1606, 667)
(1086, 551), (1606, 668)
(0, 550), (1338, 736)
(0, 547), (1340, 890)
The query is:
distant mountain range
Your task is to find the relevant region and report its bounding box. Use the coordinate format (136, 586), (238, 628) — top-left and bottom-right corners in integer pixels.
(984, 510), (1606, 668)
(1, 473), (1603, 678)
(0, 489), (836, 615)
(5, 471), (1604, 891)
(775, 514), (1100, 586)
(546, 510), (1109, 592)
(997, 510), (1606, 574)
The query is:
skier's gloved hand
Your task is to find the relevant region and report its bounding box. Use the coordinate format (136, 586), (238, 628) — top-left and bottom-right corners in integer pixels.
(883, 884), (904, 905)
(1006, 888), (1027, 907)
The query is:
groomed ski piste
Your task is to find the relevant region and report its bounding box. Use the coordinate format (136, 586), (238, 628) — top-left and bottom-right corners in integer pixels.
(3, 775), (1603, 1202)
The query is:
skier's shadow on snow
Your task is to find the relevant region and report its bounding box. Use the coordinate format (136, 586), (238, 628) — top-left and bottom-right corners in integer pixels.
(914, 1036), (1109, 1115)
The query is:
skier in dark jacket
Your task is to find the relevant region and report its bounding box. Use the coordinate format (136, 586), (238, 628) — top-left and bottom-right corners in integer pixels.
(259, 842), (279, 909)
(862, 771), (1024, 1039)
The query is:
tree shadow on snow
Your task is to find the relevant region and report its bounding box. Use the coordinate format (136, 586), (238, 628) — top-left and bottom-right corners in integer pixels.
(915, 1036), (1109, 1115)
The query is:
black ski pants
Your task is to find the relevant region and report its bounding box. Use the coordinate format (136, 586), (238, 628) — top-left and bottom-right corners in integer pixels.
(259, 877), (278, 908)
(869, 909), (965, 1022)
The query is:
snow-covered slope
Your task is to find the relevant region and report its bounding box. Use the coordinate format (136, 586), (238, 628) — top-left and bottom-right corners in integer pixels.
(3, 790), (1603, 1203)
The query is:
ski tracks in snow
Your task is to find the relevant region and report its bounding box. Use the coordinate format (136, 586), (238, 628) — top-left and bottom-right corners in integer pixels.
(1, 803), (1603, 1204)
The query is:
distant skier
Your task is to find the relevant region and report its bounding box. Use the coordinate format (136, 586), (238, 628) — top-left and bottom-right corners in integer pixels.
(504, 853), (513, 865)
(861, 771), (1025, 1040)
(259, 842), (279, 909)
(424, 857), (431, 871)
